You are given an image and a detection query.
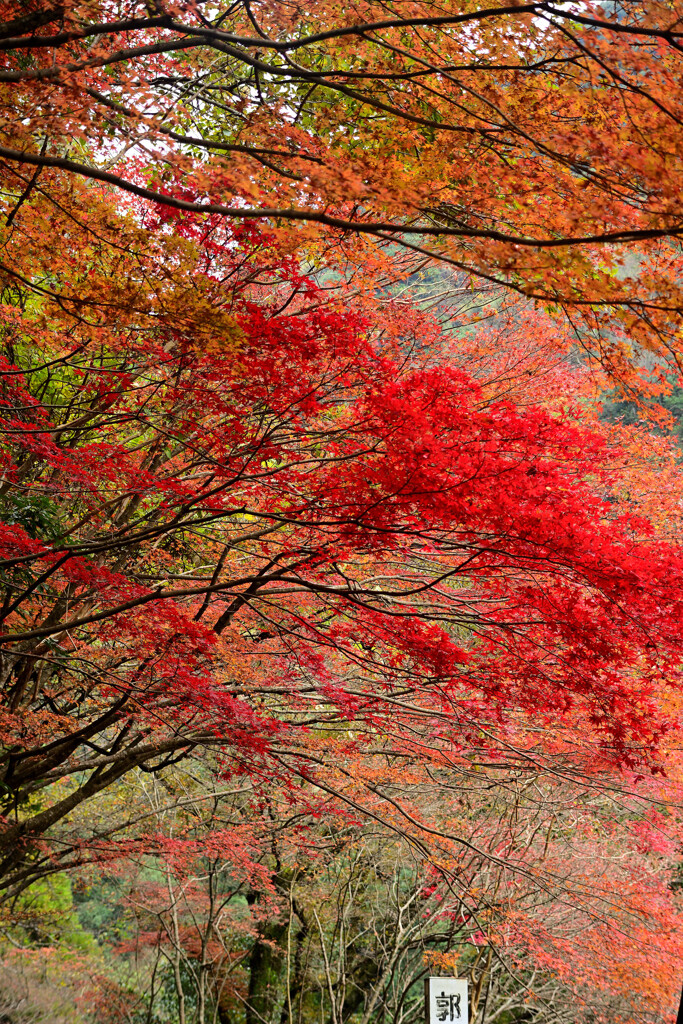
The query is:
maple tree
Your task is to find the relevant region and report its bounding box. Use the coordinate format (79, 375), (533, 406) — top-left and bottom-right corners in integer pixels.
(0, 188), (681, 846)
(0, 176), (682, 1019)
(4, 1), (683, 1021)
(5, 1), (683, 386)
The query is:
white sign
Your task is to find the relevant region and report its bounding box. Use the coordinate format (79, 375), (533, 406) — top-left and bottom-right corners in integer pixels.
(426, 977), (468, 1024)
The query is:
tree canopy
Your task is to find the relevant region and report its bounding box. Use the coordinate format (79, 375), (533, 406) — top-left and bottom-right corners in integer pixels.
(3, 3), (683, 1023)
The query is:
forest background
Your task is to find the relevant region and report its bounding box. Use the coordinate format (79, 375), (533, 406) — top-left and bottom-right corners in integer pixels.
(5, 2), (683, 1023)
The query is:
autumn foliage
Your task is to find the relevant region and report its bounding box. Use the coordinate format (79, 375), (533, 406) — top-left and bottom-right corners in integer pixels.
(3, 2), (683, 1023)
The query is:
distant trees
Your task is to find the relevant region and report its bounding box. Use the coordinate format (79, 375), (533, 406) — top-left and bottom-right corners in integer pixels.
(66, 748), (683, 1024)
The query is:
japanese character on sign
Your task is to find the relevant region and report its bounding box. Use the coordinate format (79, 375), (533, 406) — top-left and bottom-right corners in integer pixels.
(435, 992), (461, 1021)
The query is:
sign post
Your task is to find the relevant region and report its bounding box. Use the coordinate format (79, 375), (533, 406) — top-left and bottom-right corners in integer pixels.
(425, 977), (469, 1024)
